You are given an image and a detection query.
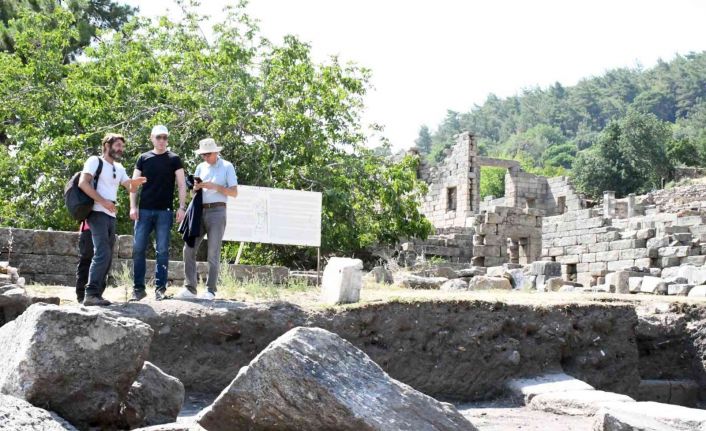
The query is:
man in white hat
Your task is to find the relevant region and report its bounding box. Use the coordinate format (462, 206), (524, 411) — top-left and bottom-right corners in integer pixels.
(129, 125), (187, 301)
(176, 138), (238, 300)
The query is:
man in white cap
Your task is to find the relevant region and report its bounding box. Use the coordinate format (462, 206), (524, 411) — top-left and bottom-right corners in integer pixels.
(129, 125), (187, 301)
(176, 138), (238, 300)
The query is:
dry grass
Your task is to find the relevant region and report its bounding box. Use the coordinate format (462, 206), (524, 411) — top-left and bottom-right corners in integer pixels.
(25, 276), (706, 310)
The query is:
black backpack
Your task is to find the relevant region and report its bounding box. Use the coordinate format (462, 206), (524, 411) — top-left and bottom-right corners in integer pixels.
(64, 157), (103, 221)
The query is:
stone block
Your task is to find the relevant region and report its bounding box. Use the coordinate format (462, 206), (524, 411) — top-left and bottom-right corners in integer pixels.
(676, 215), (704, 226)
(554, 236), (577, 247)
(607, 260), (634, 272)
(32, 230), (79, 256)
(647, 236), (669, 249)
(658, 246), (690, 258)
(606, 271), (631, 294)
(619, 248), (649, 260)
(565, 245), (587, 255)
(321, 257), (363, 304)
(593, 401), (706, 430)
(589, 242), (610, 253)
(636, 228), (656, 240)
(597, 231), (621, 242)
(529, 390), (635, 416)
(668, 284), (693, 296)
(628, 277), (643, 293)
(633, 258), (652, 268)
(580, 253), (596, 263)
(468, 276), (512, 291)
(688, 285), (706, 297)
(682, 255), (706, 266)
(658, 257), (681, 268)
(557, 255), (580, 265)
(117, 235), (133, 259)
(477, 223), (497, 235)
(589, 262), (608, 277)
(505, 373), (594, 403)
(636, 379), (699, 407)
(640, 276), (667, 294)
(529, 261), (561, 276)
(596, 250), (620, 262)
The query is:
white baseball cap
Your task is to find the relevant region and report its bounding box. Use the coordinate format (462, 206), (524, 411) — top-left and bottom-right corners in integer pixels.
(151, 125), (169, 136)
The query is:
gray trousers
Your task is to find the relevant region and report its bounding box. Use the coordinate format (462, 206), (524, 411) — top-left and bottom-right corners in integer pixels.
(183, 206), (227, 292)
(85, 211), (116, 297)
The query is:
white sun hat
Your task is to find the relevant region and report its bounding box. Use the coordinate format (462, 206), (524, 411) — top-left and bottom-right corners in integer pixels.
(194, 138), (223, 154)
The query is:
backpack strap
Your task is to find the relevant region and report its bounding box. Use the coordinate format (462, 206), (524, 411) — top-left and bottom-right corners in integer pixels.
(93, 157), (103, 188)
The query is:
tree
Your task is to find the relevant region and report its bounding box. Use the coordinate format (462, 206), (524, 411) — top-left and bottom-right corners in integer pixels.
(414, 125), (432, 154)
(0, 0), (135, 59)
(0, 6), (432, 266)
(572, 110), (673, 198)
(479, 167), (505, 199)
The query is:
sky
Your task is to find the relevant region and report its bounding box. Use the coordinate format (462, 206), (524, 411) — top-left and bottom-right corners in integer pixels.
(123, 0), (706, 150)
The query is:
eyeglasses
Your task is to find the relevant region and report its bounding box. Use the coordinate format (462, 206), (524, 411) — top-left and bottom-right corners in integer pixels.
(200, 152), (213, 157)
(155, 135), (168, 141)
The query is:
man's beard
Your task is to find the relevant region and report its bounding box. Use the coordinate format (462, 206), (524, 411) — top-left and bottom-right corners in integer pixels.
(109, 148), (123, 161)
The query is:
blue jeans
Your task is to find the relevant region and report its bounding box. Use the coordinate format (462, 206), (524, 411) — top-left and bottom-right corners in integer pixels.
(85, 211), (116, 297)
(133, 209), (173, 292)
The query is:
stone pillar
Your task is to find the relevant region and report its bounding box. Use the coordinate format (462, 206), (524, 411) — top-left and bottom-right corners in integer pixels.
(460, 132), (481, 215)
(627, 193), (636, 218)
(603, 191), (615, 218)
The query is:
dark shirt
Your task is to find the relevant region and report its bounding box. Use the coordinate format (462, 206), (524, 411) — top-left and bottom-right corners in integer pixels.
(135, 150), (183, 210)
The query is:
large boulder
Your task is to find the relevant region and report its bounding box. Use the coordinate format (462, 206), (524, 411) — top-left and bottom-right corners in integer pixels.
(121, 361), (185, 429)
(0, 304), (153, 429)
(196, 327), (476, 431)
(0, 284), (31, 325)
(321, 257), (364, 304)
(0, 394), (77, 430)
(468, 276), (512, 291)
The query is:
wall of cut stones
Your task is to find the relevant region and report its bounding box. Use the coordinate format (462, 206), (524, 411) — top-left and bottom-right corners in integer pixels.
(471, 206), (542, 267)
(417, 132), (478, 228)
(0, 228), (288, 286)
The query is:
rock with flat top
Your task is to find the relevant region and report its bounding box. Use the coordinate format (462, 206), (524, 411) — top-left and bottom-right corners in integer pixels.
(0, 394), (77, 430)
(0, 304), (153, 429)
(468, 276), (512, 291)
(321, 257), (364, 304)
(593, 401), (706, 430)
(506, 373), (595, 403)
(529, 389), (634, 416)
(197, 327), (476, 431)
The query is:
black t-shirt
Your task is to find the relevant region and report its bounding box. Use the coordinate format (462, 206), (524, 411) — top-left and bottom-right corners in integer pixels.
(135, 150), (183, 210)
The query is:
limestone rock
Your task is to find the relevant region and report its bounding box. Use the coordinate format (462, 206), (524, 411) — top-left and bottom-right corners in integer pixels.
(197, 327), (476, 431)
(639, 276), (667, 294)
(321, 257), (363, 304)
(433, 266), (459, 279)
(0, 304), (153, 429)
(628, 277), (644, 293)
(688, 285), (706, 297)
(121, 361), (185, 428)
(365, 266), (393, 284)
(468, 276), (512, 291)
(506, 373), (595, 403)
(545, 277), (564, 292)
(668, 284), (694, 296)
(529, 261), (561, 276)
(440, 279), (469, 291)
(0, 394), (78, 430)
(456, 267), (486, 277)
(528, 389), (634, 416)
(593, 401), (706, 430)
(395, 273), (448, 290)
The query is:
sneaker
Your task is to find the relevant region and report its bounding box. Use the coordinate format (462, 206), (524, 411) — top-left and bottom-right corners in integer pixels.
(129, 290), (147, 302)
(83, 295), (111, 306)
(155, 289), (171, 301)
(175, 288), (197, 299)
(199, 291), (216, 300)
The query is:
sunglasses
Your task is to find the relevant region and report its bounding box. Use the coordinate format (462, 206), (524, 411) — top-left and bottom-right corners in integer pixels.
(155, 135), (168, 141)
(113, 165), (116, 179)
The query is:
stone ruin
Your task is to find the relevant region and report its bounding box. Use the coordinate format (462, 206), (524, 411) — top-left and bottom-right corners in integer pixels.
(389, 131), (706, 298)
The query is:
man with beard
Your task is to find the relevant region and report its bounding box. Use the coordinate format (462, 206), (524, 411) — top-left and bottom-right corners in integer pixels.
(78, 133), (146, 306)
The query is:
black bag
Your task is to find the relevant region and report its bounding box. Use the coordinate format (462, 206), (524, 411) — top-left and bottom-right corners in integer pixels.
(64, 157), (103, 221)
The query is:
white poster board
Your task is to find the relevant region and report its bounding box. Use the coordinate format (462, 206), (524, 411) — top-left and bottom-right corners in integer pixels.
(223, 185), (322, 247)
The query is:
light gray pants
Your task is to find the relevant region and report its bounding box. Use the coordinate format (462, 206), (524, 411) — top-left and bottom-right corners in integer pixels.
(183, 206), (227, 293)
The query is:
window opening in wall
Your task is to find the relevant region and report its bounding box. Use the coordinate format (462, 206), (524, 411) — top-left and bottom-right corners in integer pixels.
(557, 196), (566, 214)
(447, 187), (457, 211)
(566, 263), (577, 282)
(526, 197), (536, 209)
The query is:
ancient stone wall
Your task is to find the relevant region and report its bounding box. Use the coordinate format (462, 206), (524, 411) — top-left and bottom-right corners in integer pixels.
(417, 132), (478, 228)
(0, 228), (288, 286)
(471, 206), (542, 267)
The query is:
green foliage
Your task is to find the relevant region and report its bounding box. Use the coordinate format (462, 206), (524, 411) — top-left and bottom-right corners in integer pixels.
(0, 5), (432, 267)
(479, 166), (506, 199)
(414, 125), (432, 154)
(0, 0), (135, 58)
(573, 110), (673, 198)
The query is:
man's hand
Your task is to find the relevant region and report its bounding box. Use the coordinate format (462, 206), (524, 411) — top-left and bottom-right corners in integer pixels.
(196, 181), (217, 191)
(130, 207), (139, 221)
(176, 208), (186, 223)
(128, 176), (147, 192)
(101, 199), (116, 214)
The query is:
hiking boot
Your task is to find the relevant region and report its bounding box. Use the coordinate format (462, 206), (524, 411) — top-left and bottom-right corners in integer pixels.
(155, 289), (171, 301)
(175, 287), (197, 300)
(83, 295), (111, 306)
(129, 290), (147, 302)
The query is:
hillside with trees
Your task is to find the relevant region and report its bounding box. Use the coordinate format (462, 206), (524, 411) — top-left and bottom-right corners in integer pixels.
(418, 52), (706, 199)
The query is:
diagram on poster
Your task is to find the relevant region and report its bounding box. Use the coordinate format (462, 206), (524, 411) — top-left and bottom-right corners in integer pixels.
(223, 185), (322, 247)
